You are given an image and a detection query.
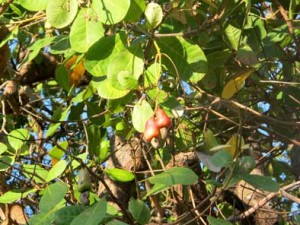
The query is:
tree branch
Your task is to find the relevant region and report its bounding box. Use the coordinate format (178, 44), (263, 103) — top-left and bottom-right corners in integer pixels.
(273, 0), (300, 54)
(0, 0), (14, 15)
(228, 180), (300, 222)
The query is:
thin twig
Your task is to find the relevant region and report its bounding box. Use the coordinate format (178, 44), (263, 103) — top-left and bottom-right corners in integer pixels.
(229, 180), (300, 222)
(273, 0), (300, 54)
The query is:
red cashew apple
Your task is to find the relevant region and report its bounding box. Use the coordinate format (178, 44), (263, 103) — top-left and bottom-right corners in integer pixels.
(143, 117), (160, 142)
(155, 108), (172, 128)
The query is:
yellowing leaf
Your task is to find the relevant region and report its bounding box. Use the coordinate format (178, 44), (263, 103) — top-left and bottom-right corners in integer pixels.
(222, 68), (255, 99)
(64, 55), (85, 86)
(224, 134), (245, 158)
(145, 2), (163, 29)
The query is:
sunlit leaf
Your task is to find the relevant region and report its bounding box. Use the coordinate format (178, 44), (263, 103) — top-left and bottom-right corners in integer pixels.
(46, 160), (67, 182)
(92, 77), (130, 99)
(39, 182), (68, 213)
(85, 33), (127, 77)
(224, 24), (242, 50)
(224, 134), (245, 157)
(0, 142), (7, 154)
(46, 105), (71, 137)
(132, 100), (154, 133)
(70, 9), (104, 53)
(49, 141), (67, 166)
(92, 0), (130, 25)
(105, 168), (135, 182)
(124, 0), (146, 22)
(158, 36), (207, 82)
(107, 45), (143, 90)
(144, 62), (161, 88)
(145, 2), (163, 29)
(23, 164), (48, 183)
(0, 189), (35, 203)
(221, 68), (255, 99)
(17, 0), (48, 11)
(64, 55), (86, 87)
(46, 0), (78, 28)
(8, 129), (30, 151)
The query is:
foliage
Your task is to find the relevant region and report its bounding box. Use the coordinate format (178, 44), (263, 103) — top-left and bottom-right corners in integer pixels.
(0, 0), (299, 224)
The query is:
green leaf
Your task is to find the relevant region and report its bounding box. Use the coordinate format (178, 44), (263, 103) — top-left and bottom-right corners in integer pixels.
(0, 26), (18, 48)
(86, 101), (104, 125)
(207, 216), (233, 225)
(49, 141), (67, 161)
(145, 183), (169, 197)
(71, 152), (88, 170)
(55, 64), (71, 91)
(72, 85), (93, 103)
(158, 36), (207, 82)
(0, 142), (7, 154)
(86, 124), (102, 158)
(128, 198), (150, 225)
(92, 77), (130, 99)
(0, 191), (24, 204)
(224, 24), (242, 50)
(46, 105), (71, 137)
(242, 174), (280, 192)
(107, 46), (144, 90)
(236, 156), (256, 174)
(70, 200), (107, 225)
(132, 99), (154, 132)
(149, 167), (198, 186)
(124, 0), (145, 22)
(144, 62), (161, 88)
(105, 168), (135, 182)
(99, 139), (109, 163)
(50, 35), (70, 54)
(203, 129), (219, 152)
(8, 128), (30, 151)
(85, 33), (127, 77)
(17, 0), (48, 11)
(144, 2), (163, 29)
(23, 164), (48, 183)
(46, 160), (67, 182)
(28, 212), (56, 225)
(92, 0), (130, 25)
(39, 182), (68, 213)
(211, 151), (233, 168)
(0, 189), (35, 203)
(55, 205), (87, 225)
(46, 0), (78, 28)
(106, 220), (130, 225)
(161, 97), (184, 118)
(70, 9), (104, 53)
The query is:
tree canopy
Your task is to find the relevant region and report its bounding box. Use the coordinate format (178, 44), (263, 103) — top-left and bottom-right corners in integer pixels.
(0, 0), (299, 224)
